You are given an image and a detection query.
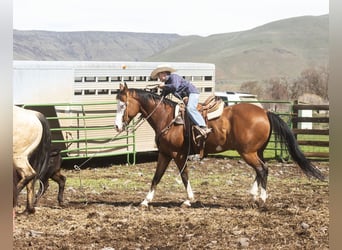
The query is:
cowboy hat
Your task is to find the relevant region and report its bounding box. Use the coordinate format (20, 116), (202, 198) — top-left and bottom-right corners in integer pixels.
(150, 64), (176, 80)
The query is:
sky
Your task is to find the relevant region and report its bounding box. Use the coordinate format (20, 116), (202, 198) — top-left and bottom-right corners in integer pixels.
(13, 0), (329, 36)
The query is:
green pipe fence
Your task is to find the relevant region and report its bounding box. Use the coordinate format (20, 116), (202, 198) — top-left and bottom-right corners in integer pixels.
(23, 102), (136, 165)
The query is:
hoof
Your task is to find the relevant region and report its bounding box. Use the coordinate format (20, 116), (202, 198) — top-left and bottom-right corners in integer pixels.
(251, 198), (267, 209)
(253, 199), (262, 208)
(58, 201), (66, 208)
(140, 200), (149, 207)
(181, 200), (192, 208)
(23, 207), (36, 215)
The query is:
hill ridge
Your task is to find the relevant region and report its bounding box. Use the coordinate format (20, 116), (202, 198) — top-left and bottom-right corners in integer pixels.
(14, 15), (328, 83)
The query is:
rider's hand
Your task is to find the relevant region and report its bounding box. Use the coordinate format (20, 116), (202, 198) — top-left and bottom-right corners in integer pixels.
(159, 83), (165, 88)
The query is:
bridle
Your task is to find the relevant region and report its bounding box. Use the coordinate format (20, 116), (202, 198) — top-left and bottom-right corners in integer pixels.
(120, 90), (165, 133)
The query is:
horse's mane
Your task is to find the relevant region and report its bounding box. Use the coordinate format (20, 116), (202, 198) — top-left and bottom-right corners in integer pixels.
(129, 88), (178, 107)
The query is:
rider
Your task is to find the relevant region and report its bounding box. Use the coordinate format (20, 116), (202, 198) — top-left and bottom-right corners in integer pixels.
(150, 64), (212, 139)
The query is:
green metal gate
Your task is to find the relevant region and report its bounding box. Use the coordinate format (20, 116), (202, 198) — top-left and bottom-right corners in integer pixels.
(23, 102), (137, 164)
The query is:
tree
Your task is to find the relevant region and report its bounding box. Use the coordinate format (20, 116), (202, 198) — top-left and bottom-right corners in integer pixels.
(291, 66), (329, 101)
(239, 81), (263, 97)
(264, 77), (290, 100)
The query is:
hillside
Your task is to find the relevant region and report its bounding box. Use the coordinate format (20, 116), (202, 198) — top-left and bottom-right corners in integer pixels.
(13, 15), (328, 83)
(13, 31), (182, 61)
(147, 15), (329, 83)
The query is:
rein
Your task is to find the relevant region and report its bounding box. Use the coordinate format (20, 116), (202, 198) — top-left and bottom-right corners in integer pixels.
(128, 95), (165, 133)
(71, 128), (127, 205)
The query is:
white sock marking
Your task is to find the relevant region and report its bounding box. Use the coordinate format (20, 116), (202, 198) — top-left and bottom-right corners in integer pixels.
(141, 189), (155, 206)
(187, 181), (194, 201)
(260, 187), (268, 202)
(250, 180), (259, 200)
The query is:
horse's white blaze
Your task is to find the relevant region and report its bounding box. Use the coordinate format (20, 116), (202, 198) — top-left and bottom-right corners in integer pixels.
(260, 187), (268, 202)
(215, 145), (223, 152)
(250, 180), (259, 199)
(186, 181), (194, 201)
(115, 101), (126, 130)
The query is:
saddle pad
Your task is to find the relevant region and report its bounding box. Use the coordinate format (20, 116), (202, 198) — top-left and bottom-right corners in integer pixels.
(207, 101), (224, 120)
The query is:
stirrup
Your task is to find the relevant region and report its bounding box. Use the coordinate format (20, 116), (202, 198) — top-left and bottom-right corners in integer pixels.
(195, 126), (212, 140)
(174, 115), (184, 125)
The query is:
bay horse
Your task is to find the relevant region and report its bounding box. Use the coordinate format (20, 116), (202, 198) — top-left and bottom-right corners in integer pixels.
(13, 106), (51, 213)
(115, 83), (325, 207)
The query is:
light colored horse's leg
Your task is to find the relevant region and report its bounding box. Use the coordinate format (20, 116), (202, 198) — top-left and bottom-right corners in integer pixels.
(25, 179), (36, 214)
(14, 157), (36, 193)
(14, 157), (37, 214)
(141, 153), (172, 207)
(13, 106), (47, 214)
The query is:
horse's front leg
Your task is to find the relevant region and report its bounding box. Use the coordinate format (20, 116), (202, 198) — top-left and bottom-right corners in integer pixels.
(174, 156), (194, 207)
(141, 153), (172, 207)
(53, 173), (67, 206)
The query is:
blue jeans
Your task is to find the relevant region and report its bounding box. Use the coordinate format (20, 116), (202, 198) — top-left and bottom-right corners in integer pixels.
(187, 93), (206, 127)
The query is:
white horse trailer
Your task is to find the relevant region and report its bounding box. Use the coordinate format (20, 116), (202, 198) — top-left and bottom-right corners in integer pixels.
(13, 61), (216, 162)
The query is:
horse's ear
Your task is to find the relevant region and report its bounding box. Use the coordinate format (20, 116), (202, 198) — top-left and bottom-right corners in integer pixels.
(119, 82), (128, 92)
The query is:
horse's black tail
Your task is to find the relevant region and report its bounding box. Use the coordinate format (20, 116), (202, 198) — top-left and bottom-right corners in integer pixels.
(267, 111), (326, 181)
(30, 112), (52, 182)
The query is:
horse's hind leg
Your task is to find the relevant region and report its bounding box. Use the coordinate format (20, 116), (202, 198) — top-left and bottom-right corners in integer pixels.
(174, 156), (194, 207)
(141, 152), (172, 207)
(241, 152), (269, 202)
(14, 158), (36, 194)
(25, 179), (36, 214)
(14, 158), (38, 214)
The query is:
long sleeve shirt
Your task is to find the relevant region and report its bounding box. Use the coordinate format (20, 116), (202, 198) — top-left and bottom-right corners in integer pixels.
(162, 74), (199, 99)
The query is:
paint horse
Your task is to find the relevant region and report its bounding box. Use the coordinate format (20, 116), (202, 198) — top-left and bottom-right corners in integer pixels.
(115, 83), (325, 207)
(13, 106), (51, 213)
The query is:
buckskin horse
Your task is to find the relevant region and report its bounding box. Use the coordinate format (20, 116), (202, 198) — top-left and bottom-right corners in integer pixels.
(115, 83), (325, 207)
(13, 106), (51, 213)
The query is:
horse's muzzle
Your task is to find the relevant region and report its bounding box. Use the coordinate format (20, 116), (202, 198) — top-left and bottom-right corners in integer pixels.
(115, 125), (121, 132)
(115, 122), (127, 133)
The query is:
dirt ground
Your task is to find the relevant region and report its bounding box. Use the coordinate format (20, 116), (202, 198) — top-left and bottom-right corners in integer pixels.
(13, 156), (329, 249)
